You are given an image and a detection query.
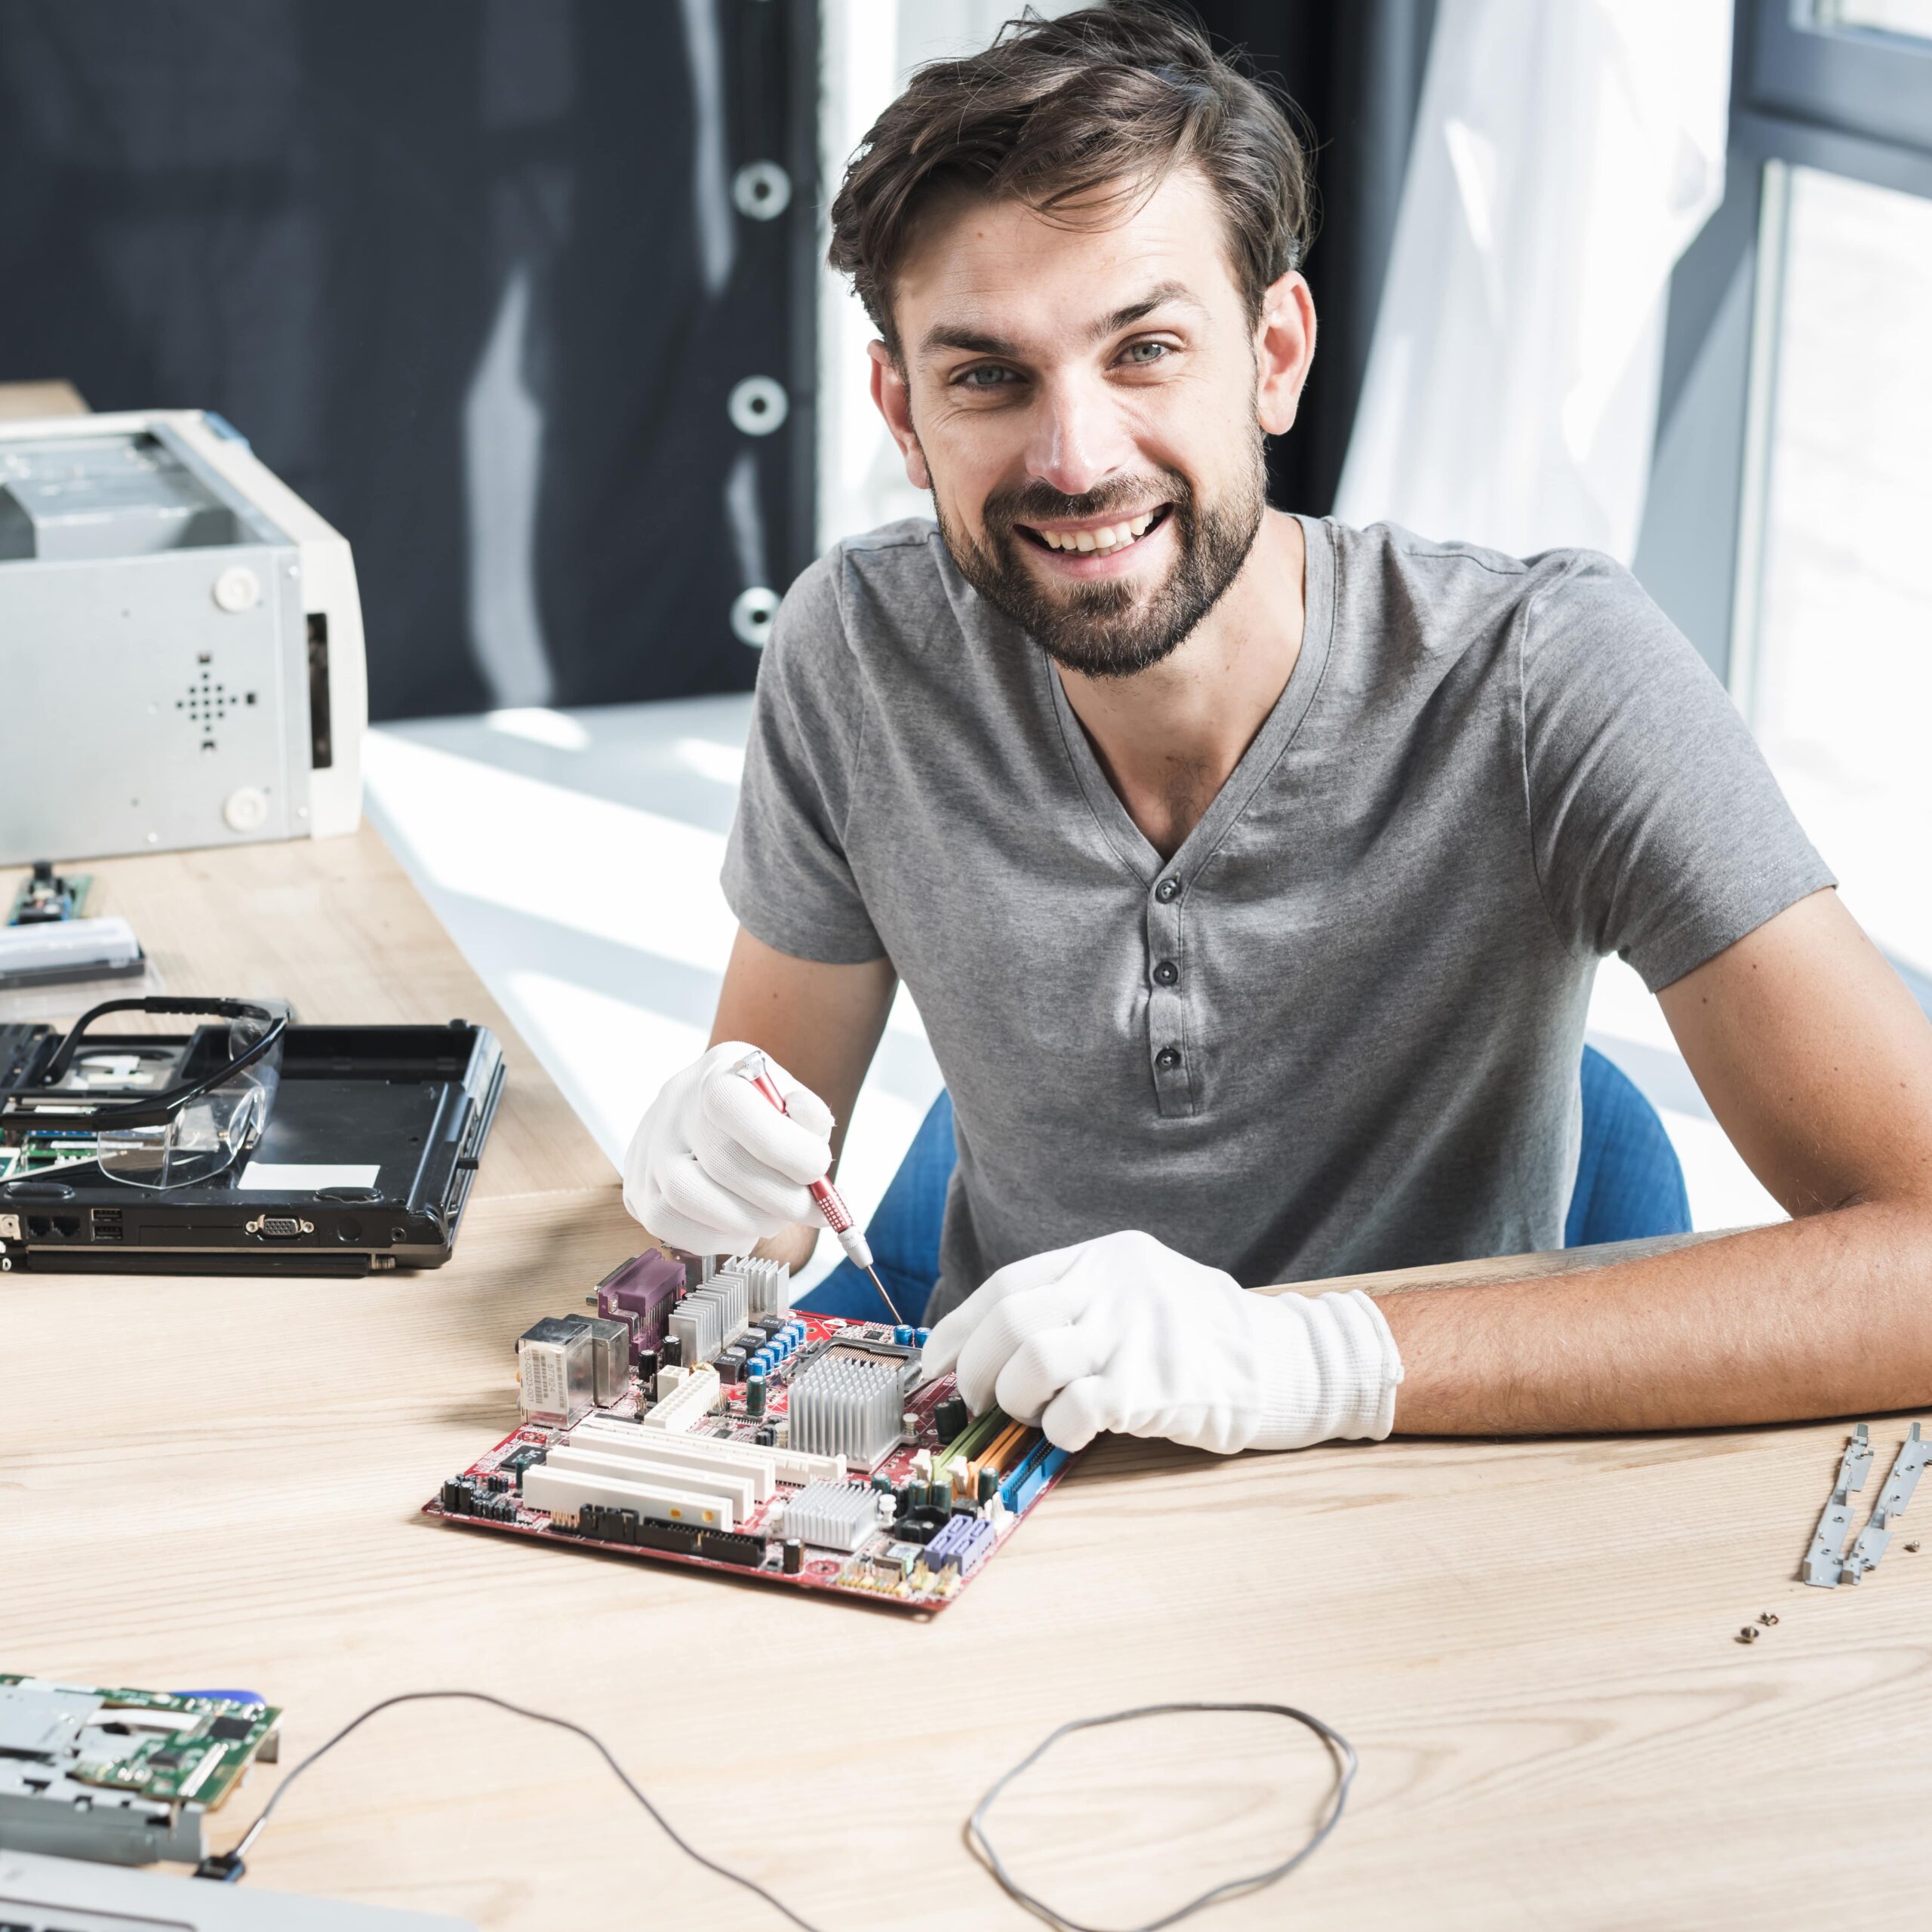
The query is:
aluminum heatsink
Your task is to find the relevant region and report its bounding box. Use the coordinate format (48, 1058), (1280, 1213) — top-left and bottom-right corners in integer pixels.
(787, 1355), (903, 1467)
(783, 1481), (883, 1553)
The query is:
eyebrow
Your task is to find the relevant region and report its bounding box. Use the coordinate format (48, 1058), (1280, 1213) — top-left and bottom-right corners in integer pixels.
(917, 280), (1206, 363)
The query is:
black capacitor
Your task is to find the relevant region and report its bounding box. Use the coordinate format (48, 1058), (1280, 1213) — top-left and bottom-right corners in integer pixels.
(977, 1465), (998, 1503)
(936, 1397), (971, 1441)
(744, 1376), (768, 1418)
(660, 1334), (684, 1368)
(782, 1539), (804, 1575)
(638, 1347), (659, 1383)
(755, 1424), (776, 1446)
(932, 1485), (953, 1519)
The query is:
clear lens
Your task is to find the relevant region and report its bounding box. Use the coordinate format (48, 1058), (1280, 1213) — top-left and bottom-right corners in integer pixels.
(94, 1004), (285, 1191)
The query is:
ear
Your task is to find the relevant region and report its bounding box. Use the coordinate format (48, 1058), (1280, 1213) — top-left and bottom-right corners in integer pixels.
(868, 340), (932, 491)
(1254, 271), (1316, 438)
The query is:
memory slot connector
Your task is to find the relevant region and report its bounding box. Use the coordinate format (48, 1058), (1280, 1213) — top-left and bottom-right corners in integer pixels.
(936, 1406), (1006, 1472)
(970, 1420), (1035, 1489)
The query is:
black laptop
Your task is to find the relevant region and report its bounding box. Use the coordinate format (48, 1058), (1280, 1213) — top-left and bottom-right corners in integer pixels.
(0, 1001), (503, 1275)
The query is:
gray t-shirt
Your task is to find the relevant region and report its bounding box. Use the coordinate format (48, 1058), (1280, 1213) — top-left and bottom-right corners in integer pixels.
(723, 516), (1831, 1321)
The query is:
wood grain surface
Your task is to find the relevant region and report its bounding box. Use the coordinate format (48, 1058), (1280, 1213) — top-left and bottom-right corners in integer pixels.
(0, 829), (613, 1201)
(0, 378), (88, 419)
(5, 831), (1928, 1928)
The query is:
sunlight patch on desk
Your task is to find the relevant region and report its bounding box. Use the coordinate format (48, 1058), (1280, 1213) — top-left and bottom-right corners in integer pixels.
(485, 706), (591, 751)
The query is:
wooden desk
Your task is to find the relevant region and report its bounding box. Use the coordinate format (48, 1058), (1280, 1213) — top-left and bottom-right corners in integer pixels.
(0, 378), (88, 420)
(6, 857), (1930, 1926)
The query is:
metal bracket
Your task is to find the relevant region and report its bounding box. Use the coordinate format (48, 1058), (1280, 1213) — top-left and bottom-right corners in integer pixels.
(1841, 1423), (1927, 1586)
(1801, 1423), (1873, 1586)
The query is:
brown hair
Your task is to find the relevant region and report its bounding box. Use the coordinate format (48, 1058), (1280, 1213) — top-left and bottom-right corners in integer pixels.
(827, 4), (1316, 356)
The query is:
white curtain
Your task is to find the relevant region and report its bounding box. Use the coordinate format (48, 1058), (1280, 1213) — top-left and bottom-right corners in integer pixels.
(1332, 0), (1733, 564)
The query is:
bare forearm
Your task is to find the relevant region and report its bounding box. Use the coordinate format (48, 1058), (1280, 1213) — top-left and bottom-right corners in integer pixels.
(1376, 1202), (1932, 1434)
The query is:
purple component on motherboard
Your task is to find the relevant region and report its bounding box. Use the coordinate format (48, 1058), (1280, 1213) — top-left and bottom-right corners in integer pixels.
(595, 1247), (685, 1358)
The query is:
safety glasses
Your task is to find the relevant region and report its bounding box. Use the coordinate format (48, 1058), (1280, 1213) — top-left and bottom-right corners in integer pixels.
(0, 996), (289, 1190)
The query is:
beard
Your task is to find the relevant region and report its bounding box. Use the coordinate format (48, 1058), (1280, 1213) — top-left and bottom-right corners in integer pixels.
(931, 432), (1268, 679)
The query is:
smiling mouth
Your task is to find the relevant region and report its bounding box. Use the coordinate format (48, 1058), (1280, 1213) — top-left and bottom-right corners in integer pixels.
(1014, 503), (1172, 557)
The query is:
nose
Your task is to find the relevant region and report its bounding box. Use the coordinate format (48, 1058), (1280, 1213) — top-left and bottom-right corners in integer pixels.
(1022, 371), (1135, 500)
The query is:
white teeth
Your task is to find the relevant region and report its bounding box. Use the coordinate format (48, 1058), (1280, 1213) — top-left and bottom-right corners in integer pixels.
(1035, 510), (1159, 553)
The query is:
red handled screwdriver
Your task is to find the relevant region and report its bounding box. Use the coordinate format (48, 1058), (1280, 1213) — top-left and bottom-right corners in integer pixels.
(732, 1050), (903, 1325)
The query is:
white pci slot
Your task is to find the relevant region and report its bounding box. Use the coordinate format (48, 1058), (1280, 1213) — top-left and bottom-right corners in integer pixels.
(543, 1445), (758, 1519)
(522, 1463), (734, 1533)
(571, 1412), (846, 1489)
(566, 1420), (778, 1502)
(641, 1364), (721, 1434)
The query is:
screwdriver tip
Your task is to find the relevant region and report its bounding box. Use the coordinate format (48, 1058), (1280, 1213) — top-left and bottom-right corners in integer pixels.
(866, 1264), (904, 1327)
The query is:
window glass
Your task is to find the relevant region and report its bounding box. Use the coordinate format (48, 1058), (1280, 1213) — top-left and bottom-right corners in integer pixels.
(1814, 0), (1932, 42)
(1752, 165), (1932, 977)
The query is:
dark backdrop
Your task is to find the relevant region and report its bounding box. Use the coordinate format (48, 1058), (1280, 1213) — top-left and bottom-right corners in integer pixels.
(0, 0), (818, 721)
(1183, 0), (1439, 514)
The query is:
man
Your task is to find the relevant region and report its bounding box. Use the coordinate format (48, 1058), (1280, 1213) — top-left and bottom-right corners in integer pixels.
(625, 6), (1932, 1457)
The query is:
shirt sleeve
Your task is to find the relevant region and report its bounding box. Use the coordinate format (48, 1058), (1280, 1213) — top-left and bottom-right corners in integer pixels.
(721, 549), (888, 964)
(1521, 550), (1835, 992)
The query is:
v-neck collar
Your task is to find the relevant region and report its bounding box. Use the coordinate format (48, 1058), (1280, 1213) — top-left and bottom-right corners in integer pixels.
(1041, 512), (1337, 888)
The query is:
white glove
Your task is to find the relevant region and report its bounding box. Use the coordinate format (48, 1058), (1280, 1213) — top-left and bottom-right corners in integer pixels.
(921, 1229), (1403, 1455)
(623, 1041), (834, 1257)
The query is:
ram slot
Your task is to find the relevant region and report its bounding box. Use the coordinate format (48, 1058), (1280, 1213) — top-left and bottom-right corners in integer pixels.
(522, 1463), (734, 1532)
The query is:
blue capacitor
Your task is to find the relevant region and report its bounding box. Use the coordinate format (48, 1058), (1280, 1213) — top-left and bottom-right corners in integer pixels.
(914, 1327), (931, 1346)
(894, 1324), (914, 1346)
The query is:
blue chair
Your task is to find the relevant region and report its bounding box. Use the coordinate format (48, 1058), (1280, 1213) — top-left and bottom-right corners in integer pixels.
(802, 1044), (1691, 1324)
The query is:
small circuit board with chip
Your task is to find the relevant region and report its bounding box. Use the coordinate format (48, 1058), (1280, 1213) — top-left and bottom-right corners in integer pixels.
(0, 1675), (281, 1865)
(424, 1254), (1076, 1614)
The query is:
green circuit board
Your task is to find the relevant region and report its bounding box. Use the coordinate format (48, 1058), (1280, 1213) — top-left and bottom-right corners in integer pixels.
(0, 1675), (281, 1810)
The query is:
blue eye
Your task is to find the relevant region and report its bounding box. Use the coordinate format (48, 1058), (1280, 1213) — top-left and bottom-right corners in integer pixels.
(1120, 341), (1171, 366)
(957, 365), (1016, 389)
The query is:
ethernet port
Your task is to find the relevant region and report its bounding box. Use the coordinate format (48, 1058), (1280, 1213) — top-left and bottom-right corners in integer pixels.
(26, 1215), (51, 1238)
(53, 1214), (81, 1238)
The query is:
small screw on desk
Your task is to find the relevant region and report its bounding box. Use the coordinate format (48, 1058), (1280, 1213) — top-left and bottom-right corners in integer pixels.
(1757, 1612), (1780, 1626)
(1736, 1626), (1760, 1644)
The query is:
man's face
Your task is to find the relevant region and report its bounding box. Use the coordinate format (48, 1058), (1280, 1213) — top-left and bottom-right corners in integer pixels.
(878, 167), (1274, 678)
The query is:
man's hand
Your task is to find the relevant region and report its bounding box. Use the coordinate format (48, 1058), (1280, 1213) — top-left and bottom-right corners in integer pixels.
(623, 1041), (835, 1257)
(921, 1229), (1404, 1455)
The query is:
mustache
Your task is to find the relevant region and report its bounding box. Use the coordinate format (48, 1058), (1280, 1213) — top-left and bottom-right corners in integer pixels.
(985, 476), (1189, 530)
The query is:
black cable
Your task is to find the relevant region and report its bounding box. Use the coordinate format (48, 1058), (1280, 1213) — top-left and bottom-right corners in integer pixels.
(223, 1689), (830, 1932)
(966, 1700), (1358, 1932)
(220, 1688), (1355, 1932)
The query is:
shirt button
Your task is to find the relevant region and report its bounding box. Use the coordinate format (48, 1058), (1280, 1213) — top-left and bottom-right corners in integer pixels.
(1155, 878), (1181, 903)
(1152, 960), (1179, 986)
(1155, 1046), (1182, 1072)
